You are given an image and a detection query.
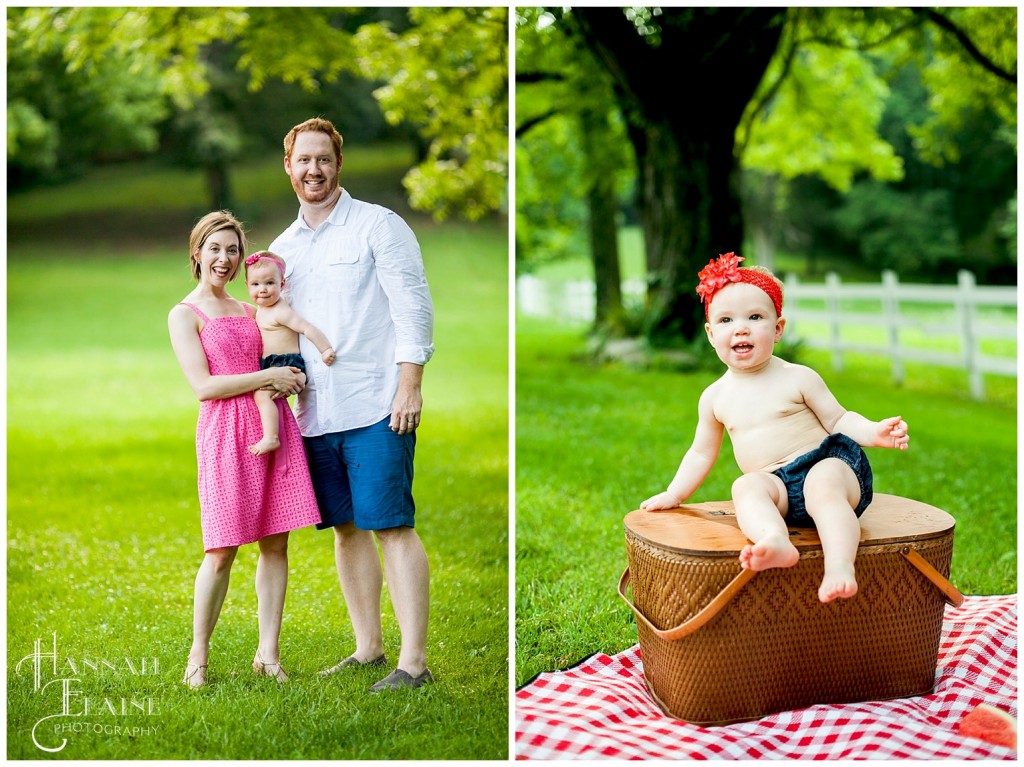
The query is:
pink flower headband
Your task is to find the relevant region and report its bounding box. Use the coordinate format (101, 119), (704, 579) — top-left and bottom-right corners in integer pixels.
(696, 252), (783, 318)
(245, 251), (286, 275)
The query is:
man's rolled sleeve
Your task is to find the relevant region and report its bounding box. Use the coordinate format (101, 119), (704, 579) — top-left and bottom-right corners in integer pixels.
(373, 213), (436, 368)
(395, 342), (435, 366)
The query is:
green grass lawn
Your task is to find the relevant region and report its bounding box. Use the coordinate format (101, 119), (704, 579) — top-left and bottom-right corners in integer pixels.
(514, 316), (1016, 687)
(7, 155), (509, 759)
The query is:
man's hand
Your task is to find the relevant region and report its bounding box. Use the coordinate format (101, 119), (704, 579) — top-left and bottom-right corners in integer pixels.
(389, 363), (424, 435)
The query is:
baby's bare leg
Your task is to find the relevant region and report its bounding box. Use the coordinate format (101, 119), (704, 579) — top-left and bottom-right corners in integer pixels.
(732, 472), (799, 572)
(249, 389), (281, 456)
(803, 459), (863, 603)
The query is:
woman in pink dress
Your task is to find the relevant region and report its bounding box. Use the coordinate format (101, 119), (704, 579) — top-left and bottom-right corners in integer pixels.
(168, 211), (322, 688)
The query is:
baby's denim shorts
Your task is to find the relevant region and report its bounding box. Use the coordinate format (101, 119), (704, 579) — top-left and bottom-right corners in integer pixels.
(773, 433), (873, 527)
(260, 352), (307, 377)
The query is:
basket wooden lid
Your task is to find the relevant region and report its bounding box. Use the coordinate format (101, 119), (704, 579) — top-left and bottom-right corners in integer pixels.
(624, 493), (955, 556)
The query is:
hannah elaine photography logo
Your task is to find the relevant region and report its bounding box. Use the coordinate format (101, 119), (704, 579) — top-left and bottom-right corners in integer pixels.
(15, 632), (161, 753)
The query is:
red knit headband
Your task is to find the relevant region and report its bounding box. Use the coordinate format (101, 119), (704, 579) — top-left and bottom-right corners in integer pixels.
(696, 252), (783, 318)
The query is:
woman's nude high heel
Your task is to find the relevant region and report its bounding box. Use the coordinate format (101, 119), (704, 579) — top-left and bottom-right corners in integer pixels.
(252, 650), (288, 684)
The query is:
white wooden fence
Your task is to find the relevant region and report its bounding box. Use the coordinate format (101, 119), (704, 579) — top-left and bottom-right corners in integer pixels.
(783, 270), (1016, 400)
(516, 270), (1017, 400)
(516, 275), (646, 322)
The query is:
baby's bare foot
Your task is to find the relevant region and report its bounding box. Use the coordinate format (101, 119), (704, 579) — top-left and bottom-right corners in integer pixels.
(739, 535), (799, 572)
(248, 435), (280, 456)
(819, 564), (858, 603)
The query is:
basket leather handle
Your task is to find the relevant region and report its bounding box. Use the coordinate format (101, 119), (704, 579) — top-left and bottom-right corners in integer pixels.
(619, 545), (964, 640)
(617, 566), (758, 641)
(900, 545), (965, 607)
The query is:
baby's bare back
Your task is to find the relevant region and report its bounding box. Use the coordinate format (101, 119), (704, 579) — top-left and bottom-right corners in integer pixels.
(711, 358), (836, 473)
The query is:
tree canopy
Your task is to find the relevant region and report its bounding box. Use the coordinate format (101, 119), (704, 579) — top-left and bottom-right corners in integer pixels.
(516, 6), (1017, 342)
(7, 6), (508, 220)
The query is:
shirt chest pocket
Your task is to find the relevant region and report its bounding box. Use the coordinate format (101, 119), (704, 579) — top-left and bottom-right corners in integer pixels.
(324, 238), (371, 292)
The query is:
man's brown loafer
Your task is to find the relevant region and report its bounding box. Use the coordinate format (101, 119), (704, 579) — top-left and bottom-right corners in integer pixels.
(369, 668), (434, 692)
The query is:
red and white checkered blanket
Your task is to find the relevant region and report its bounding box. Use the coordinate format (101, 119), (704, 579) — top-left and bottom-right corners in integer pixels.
(516, 595), (1017, 759)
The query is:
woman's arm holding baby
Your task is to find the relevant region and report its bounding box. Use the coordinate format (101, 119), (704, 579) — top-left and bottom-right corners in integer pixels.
(169, 305), (303, 400)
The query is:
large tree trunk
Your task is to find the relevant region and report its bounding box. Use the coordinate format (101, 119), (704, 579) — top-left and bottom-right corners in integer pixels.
(573, 7), (786, 342)
(579, 106), (624, 331)
(630, 120), (744, 339)
(588, 171), (623, 330)
(206, 161), (233, 213)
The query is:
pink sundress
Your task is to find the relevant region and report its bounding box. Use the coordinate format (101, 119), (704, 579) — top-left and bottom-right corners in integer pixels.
(180, 302), (321, 550)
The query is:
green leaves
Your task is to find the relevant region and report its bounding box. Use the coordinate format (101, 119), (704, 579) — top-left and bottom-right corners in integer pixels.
(356, 8), (509, 221)
(7, 7), (508, 221)
(7, 8), (168, 171)
(740, 19), (904, 191)
(908, 8), (1017, 165)
(514, 8), (634, 272)
(237, 8), (356, 93)
(740, 7), (1016, 186)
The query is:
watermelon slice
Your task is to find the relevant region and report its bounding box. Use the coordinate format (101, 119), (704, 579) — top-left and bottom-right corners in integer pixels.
(957, 703), (1017, 750)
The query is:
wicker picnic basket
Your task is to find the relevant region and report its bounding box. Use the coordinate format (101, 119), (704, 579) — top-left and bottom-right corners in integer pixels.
(619, 493), (963, 726)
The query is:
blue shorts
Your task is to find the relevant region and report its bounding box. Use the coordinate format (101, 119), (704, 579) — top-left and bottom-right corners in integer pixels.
(303, 417), (416, 531)
(773, 433), (874, 527)
(261, 352), (307, 378)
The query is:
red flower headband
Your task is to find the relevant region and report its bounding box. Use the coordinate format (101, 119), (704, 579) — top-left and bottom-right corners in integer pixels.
(696, 252), (783, 318)
(245, 251), (286, 276)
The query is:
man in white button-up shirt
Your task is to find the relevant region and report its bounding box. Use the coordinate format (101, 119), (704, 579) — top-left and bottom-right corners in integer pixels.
(271, 118), (435, 691)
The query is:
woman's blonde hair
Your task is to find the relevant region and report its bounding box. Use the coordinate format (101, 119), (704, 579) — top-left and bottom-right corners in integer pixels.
(188, 210), (247, 282)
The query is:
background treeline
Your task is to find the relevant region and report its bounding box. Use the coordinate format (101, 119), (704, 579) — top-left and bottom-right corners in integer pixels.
(8, 7), (508, 224)
(516, 7), (1016, 343)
